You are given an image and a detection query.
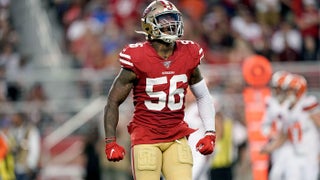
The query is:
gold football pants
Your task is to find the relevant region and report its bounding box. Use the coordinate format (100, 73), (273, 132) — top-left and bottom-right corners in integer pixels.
(131, 137), (193, 180)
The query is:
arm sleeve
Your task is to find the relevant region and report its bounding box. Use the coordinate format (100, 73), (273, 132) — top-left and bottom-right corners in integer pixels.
(261, 98), (273, 136)
(190, 79), (216, 132)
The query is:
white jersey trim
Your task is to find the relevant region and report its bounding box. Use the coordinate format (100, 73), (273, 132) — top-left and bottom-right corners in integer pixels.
(119, 52), (131, 59)
(119, 59), (133, 67)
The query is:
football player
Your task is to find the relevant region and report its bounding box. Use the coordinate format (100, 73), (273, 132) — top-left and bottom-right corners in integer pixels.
(103, 1), (216, 180)
(260, 71), (293, 180)
(261, 74), (320, 180)
(282, 74), (320, 180)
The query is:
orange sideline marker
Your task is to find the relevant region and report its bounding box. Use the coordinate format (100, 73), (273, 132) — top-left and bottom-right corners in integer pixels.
(242, 55), (272, 180)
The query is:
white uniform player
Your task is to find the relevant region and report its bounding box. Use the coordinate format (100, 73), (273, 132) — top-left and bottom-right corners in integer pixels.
(261, 71), (293, 180)
(261, 96), (293, 180)
(281, 75), (320, 180)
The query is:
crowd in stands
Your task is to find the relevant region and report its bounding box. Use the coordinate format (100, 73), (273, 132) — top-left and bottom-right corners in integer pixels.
(47, 0), (319, 71)
(0, 1), (46, 179)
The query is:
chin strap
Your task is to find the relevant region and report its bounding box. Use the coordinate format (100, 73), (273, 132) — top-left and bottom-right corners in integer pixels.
(135, 30), (148, 36)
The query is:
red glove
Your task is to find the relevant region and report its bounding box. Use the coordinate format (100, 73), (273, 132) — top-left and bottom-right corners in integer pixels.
(196, 132), (216, 155)
(105, 137), (125, 162)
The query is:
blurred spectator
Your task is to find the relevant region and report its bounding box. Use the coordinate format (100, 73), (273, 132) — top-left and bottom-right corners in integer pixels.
(294, 0), (319, 61)
(25, 82), (51, 125)
(26, 83), (47, 105)
(218, 0), (250, 17)
(228, 38), (254, 64)
(202, 5), (234, 64)
(62, 0), (88, 30)
(84, 32), (108, 70)
(101, 18), (125, 68)
(67, 16), (110, 70)
(254, 0), (281, 27)
(279, 0), (294, 24)
(0, 18), (19, 47)
(66, 17), (88, 66)
(270, 21), (302, 61)
(83, 125), (101, 180)
(230, 6), (264, 53)
(0, 0), (10, 8)
(0, 116), (15, 180)
(302, 35), (318, 61)
(23, 82), (55, 137)
(9, 112), (41, 180)
(232, 140), (251, 180)
(255, 23), (275, 60)
(87, 0), (112, 26)
(179, 0), (207, 21)
(6, 82), (22, 102)
(109, 0), (143, 28)
(209, 106), (234, 180)
(47, 0), (71, 26)
(0, 43), (21, 79)
(0, 65), (6, 101)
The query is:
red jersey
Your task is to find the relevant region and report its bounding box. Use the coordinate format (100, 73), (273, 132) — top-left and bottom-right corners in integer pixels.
(119, 40), (204, 146)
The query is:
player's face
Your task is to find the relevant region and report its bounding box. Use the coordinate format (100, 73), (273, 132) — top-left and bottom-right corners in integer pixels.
(156, 13), (179, 35)
(286, 88), (298, 104)
(272, 87), (287, 103)
(271, 86), (281, 95)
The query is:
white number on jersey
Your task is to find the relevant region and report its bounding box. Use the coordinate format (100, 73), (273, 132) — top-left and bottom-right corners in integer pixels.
(145, 74), (187, 111)
(128, 43), (144, 48)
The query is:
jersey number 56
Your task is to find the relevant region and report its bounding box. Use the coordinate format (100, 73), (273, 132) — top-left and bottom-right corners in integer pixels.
(145, 74), (187, 111)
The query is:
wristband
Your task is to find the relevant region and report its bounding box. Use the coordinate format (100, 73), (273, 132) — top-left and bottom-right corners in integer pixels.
(205, 131), (216, 136)
(105, 136), (116, 143)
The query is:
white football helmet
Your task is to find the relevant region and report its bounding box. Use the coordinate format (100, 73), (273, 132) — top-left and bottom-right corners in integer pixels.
(140, 0), (184, 43)
(270, 70), (289, 88)
(282, 74), (307, 100)
(270, 71), (290, 103)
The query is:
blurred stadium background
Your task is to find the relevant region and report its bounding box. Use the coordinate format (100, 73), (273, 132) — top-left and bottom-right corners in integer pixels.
(0, 0), (319, 179)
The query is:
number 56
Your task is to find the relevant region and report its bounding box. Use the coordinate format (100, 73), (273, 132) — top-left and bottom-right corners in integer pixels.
(145, 74), (187, 111)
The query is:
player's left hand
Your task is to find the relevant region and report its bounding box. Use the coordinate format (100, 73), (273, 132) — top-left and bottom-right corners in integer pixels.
(196, 131), (216, 155)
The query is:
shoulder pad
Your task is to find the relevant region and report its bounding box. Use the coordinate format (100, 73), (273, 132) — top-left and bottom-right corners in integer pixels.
(302, 95), (319, 111)
(177, 40), (204, 63)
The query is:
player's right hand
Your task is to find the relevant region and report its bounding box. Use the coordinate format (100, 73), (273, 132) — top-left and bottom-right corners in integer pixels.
(105, 141), (125, 162)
